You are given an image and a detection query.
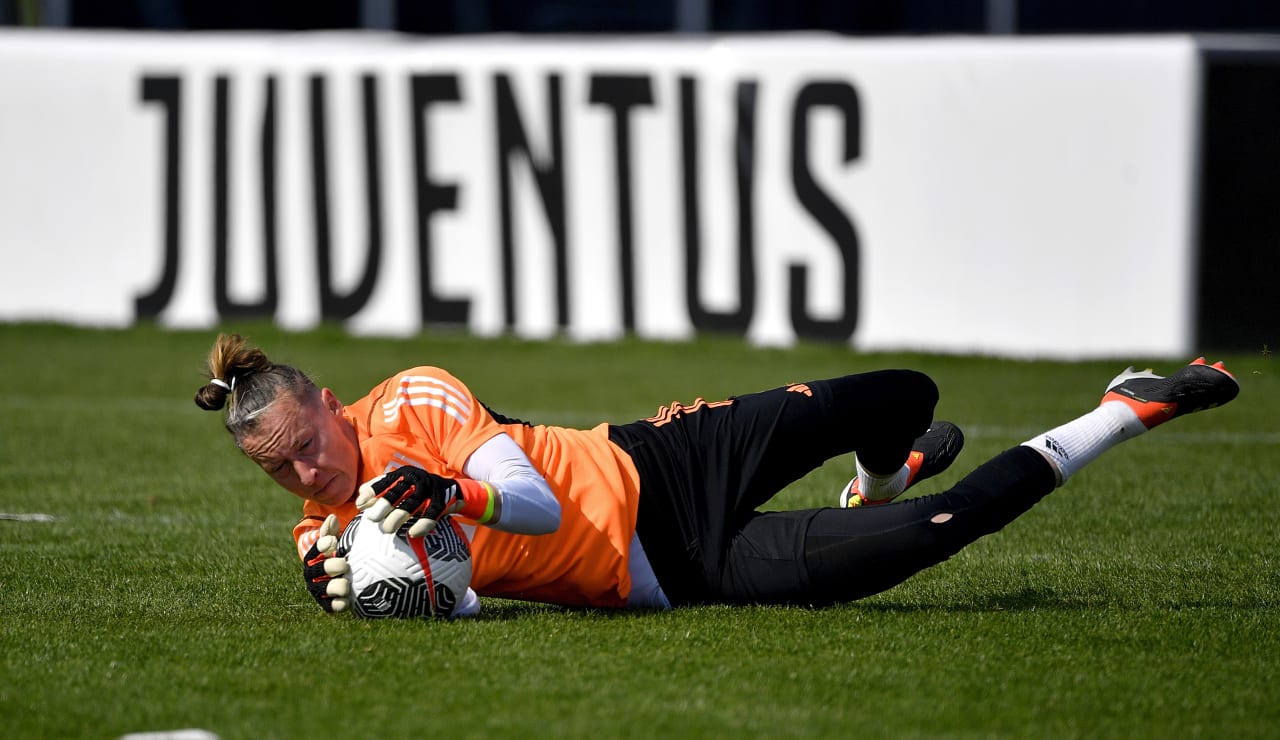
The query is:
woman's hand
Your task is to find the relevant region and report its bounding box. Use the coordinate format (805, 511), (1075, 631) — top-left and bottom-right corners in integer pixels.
(301, 514), (351, 613)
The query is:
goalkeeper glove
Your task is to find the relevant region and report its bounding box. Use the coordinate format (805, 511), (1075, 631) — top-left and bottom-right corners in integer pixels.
(302, 514), (351, 613)
(356, 466), (494, 537)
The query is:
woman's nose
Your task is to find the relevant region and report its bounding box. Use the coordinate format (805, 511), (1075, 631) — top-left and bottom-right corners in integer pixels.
(294, 459), (317, 486)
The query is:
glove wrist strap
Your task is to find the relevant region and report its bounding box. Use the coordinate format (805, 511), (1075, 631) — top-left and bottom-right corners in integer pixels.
(457, 479), (498, 524)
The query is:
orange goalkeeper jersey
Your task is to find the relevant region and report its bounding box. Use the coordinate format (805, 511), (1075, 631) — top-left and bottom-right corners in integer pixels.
(292, 366), (643, 608)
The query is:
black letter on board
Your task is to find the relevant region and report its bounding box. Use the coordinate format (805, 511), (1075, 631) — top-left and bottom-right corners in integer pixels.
(310, 74), (383, 321)
(410, 74), (469, 326)
(135, 76), (182, 319)
(588, 74), (654, 332)
(681, 76), (757, 335)
(213, 75), (279, 318)
(789, 81), (860, 342)
(494, 73), (568, 329)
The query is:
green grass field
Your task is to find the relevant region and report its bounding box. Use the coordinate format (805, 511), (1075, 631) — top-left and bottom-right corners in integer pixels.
(1, 323), (1277, 739)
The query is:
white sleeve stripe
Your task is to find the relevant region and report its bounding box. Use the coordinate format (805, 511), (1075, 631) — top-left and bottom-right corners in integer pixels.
(297, 528), (321, 559)
(384, 376), (469, 411)
(383, 375), (472, 425)
(384, 396), (470, 426)
(386, 386), (469, 414)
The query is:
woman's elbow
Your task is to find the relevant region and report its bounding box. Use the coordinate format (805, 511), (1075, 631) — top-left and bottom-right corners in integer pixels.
(532, 502), (561, 535)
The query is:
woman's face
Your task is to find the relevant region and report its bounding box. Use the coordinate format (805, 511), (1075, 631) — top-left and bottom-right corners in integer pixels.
(238, 387), (361, 507)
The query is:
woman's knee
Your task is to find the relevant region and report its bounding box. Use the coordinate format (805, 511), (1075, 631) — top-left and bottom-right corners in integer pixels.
(835, 368), (938, 419)
(893, 368), (939, 407)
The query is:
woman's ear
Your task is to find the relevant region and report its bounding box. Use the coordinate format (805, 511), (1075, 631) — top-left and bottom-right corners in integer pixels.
(321, 387), (344, 415)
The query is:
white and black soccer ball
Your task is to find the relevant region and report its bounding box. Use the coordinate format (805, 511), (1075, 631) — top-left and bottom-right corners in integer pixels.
(337, 512), (472, 619)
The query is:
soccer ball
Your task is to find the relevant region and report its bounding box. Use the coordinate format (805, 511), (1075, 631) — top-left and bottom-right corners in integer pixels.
(337, 513), (472, 619)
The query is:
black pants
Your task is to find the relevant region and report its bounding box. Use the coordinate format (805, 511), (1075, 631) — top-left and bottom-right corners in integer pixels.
(608, 370), (1058, 606)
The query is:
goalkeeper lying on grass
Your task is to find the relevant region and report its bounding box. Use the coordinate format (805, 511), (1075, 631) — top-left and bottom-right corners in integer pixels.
(194, 333), (1238, 617)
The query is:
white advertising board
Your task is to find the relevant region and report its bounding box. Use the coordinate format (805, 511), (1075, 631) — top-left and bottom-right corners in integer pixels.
(0, 31), (1199, 358)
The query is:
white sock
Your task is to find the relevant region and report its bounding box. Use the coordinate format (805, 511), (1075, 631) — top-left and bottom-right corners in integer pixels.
(856, 457), (910, 502)
(1021, 402), (1147, 485)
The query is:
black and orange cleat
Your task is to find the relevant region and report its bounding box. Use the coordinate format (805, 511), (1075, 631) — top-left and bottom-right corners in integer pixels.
(1101, 357), (1239, 430)
(839, 421), (965, 507)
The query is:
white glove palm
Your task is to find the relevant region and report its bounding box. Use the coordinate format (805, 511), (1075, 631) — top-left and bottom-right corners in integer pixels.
(302, 514), (352, 613)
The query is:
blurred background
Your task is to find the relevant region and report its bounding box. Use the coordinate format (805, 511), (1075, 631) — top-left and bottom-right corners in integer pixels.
(5, 0), (1280, 35)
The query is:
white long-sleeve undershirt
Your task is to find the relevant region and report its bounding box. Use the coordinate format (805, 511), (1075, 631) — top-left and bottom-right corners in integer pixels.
(451, 431), (670, 617)
(461, 432), (560, 534)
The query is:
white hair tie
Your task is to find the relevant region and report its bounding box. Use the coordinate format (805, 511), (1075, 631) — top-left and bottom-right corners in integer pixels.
(210, 377), (236, 391)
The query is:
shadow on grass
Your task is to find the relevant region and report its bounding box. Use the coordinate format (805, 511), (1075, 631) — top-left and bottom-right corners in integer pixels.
(840, 588), (1277, 614)
(468, 587), (1081, 620)
(466, 586), (1276, 622)
(858, 586), (1093, 613)
(469, 599), (624, 621)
